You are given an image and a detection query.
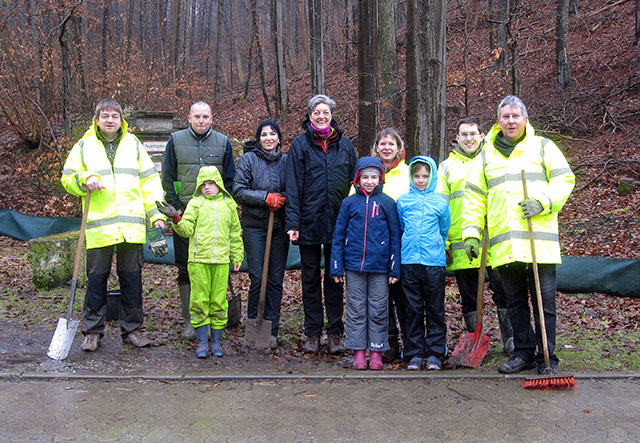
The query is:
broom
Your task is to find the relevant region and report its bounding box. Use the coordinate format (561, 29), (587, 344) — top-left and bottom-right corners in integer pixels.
(520, 170), (576, 390)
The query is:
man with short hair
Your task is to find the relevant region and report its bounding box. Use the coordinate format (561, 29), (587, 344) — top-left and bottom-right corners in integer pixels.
(462, 96), (575, 375)
(436, 116), (513, 355)
(62, 98), (166, 351)
(162, 101), (236, 340)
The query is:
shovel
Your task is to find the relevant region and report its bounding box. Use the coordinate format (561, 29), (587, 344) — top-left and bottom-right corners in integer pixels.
(449, 228), (491, 368)
(243, 211), (274, 349)
(47, 191), (91, 360)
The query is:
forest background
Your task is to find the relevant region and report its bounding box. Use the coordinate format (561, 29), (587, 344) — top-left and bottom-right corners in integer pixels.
(0, 0), (639, 369)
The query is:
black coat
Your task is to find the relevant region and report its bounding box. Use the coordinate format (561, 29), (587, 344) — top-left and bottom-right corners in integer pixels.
(233, 141), (287, 230)
(284, 117), (356, 244)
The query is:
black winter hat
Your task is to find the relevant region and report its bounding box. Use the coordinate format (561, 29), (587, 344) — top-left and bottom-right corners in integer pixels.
(255, 119), (282, 143)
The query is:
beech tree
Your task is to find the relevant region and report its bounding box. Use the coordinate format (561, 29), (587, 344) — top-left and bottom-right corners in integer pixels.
(556, 0), (572, 88)
(357, 0), (379, 157)
(308, 0), (325, 94)
(379, 0), (401, 126)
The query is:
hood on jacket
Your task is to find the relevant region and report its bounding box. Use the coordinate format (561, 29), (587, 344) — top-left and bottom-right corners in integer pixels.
(450, 139), (483, 159)
(300, 116), (344, 139)
(408, 155), (438, 193)
(195, 166), (234, 202)
(242, 139), (283, 161)
(85, 116), (129, 142)
(353, 156), (385, 190)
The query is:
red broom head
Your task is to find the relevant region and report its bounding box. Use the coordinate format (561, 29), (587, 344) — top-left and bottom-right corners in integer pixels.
(523, 375), (577, 390)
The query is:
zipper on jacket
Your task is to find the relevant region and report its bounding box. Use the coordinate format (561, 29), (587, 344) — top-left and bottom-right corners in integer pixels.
(360, 195), (369, 272)
(213, 198), (218, 262)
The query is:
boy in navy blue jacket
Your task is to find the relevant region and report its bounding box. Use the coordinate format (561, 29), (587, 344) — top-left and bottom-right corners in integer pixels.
(397, 156), (451, 371)
(330, 157), (402, 370)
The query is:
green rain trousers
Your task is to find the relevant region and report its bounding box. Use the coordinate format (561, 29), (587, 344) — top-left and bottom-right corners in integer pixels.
(188, 262), (229, 329)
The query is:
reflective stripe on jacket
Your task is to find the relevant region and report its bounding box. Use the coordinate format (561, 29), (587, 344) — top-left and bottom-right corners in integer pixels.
(461, 122), (575, 267)
(61, 118), (164, 249)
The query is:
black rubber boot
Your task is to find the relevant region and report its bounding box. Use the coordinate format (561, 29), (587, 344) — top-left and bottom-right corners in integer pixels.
(497, 308), (515, 356)
(463, 311), (477, 333)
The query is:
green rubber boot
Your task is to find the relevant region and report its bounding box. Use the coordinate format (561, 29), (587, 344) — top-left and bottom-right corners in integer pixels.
(179, 284), (196, 340)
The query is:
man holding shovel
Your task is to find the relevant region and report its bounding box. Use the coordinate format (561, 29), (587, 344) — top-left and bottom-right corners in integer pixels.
(461, 96), (574, 375)
(61, 98), (166, 352)
(162, 101), (236, 340)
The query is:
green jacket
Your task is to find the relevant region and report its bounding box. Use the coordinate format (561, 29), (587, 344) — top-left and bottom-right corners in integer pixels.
(172, 166), (243, 267)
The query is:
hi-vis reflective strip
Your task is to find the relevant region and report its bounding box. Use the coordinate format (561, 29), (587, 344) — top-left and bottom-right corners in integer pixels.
(86, 215), (146, 229)
(490, 230), (558, 247)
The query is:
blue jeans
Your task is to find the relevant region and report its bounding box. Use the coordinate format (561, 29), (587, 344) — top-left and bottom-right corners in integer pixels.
(243, 225), (289, 336)
(498, 262), (558, 367)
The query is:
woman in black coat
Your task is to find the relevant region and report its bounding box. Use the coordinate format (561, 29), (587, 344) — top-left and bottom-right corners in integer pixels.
(233, 120), (289, 349)
(284, 95), (357, 354)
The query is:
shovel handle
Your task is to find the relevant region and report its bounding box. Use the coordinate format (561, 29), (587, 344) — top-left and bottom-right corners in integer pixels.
(521, 170), (551, 370)
(474, 227), (489, 336)
(67, 191), (91, 324)
(257, 211), (274, 325)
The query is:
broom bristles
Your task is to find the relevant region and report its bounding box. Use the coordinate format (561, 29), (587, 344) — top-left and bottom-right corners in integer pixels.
(523, 375), (577, 390)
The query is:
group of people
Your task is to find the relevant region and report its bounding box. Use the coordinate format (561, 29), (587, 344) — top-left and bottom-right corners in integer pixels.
(61, 93), (574, 375)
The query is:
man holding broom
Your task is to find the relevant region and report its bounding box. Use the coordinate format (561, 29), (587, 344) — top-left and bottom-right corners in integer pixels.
(461, 96), (575, 376)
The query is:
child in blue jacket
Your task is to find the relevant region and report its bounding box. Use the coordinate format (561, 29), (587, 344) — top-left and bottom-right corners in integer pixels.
(397, 156), (451, 370)
(330, 157), (402, 370)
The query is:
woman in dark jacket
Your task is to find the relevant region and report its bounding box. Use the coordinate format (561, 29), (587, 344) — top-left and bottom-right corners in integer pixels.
(233, 120), (289, 349)
(284, 94), (357, 354)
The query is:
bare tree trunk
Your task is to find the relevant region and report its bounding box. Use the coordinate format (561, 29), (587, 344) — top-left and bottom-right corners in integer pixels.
(507, 2), (520, 95)
(405, 0), (447, 162)
(171, 0), (182, 83)
(126, 0), (135, 56)
(635, 0), (640, 45)
(488, 0), (495, 50)
(60, 7), (79, 137)
(344, 0), (350, 72)
(405, 0), (418, 160)
(271, 0), (288, 118)
(458, 0), (471, 114)
(379, 0), (400, 126)
(250, 0), (271, 115)
(495, 0), (508, 73)
(556, 0), (571, 88)
(101, 0), (110, 72)
(214, 0), (224, 99)
(308, 0), (325, 94)
(357, 0), (379, 157)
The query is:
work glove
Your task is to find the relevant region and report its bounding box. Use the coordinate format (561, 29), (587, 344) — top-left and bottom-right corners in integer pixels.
(519, 198), (543, 219)
(464, 238), (480, 262)
(147, 227), (168, 257)
(265, 193), (286, 211)
(156, 200), (181, 222)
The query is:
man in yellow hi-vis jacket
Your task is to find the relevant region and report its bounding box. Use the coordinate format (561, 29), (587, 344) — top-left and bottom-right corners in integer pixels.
(61, 98), (166, 352)
(461, 96), (575, 375)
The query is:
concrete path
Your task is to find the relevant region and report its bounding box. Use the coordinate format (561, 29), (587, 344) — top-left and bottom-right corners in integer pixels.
(1, 377), (639, 442)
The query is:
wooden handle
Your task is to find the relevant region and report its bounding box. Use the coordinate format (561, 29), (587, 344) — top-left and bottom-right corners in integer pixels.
(257, 211), (274, 324)
(474, 227), (489, 333)
(68, 191), (91, 324)
(521, 170), (551, 370)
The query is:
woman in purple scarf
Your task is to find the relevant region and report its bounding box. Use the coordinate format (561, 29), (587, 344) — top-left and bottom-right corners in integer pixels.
(284, 95), (357, 355)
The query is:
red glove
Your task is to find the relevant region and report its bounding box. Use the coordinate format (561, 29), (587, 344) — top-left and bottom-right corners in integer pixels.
(265, 193), (286, 211)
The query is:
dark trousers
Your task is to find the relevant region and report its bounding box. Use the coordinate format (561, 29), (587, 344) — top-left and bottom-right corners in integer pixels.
(455, 267), (508, 314)
(173, 231), (190, 286)
(83, 242), (144, 336)
(299, 244), (344, 337)
(498, 262), (558, 366)
(401, 264), (447, 359)
(388, 280), (407, 339)
(243, 225), (289, 336)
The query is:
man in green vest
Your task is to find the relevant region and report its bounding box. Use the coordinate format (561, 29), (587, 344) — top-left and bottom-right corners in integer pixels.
(162, 101), (236, 340)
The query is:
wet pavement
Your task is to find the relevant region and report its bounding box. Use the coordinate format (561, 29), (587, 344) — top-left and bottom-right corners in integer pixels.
(1, 377), (639, 441)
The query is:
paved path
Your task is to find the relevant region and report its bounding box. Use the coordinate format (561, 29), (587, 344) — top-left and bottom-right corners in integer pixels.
(1, 377), (639, 442)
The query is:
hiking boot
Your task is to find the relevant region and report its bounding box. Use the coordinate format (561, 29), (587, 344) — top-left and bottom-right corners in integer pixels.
(426, 355), (442, 371)
(270, 335), (279, 350)
(81, 334), (100, 352)
(369, 351), (383, 371)
(498, 357), (536, 374)
(537, 361), (559, 375)
(383, 334), (400, 363)
(407, 356), (423, 371)
(302, 335), (320, 353)
(327, 334), (345, 354)
(353, 350), (367, 370)
(124, 329), (150, 348)
(211, 328), (224, 357)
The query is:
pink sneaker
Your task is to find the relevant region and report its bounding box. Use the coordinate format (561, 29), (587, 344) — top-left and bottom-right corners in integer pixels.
(353, 350), (367, 370)
(369, 351), (383, 370)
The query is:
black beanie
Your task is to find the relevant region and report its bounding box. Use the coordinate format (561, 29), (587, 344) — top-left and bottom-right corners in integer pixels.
(255, 119), (282, 143)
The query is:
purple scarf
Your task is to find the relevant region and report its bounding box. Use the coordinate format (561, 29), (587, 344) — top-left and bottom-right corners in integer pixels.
(310, 122), (332, 139)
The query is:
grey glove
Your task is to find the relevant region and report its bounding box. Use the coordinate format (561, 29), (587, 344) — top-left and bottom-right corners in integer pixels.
(464, 238), (480, 262)
(147, 227), (168, 257)
(519, 198), (543, 219)
(156, 200), (181, 222)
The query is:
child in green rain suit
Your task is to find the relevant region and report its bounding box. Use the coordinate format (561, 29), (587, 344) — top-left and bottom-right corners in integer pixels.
(158, 166), (243, 358)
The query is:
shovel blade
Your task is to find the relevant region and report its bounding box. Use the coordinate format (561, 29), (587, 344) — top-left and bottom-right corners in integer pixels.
(47, 317), (79, 360)
(244, 318), (272, 350)
(227, 293), (242, 328)
(449, 332), (491, 368)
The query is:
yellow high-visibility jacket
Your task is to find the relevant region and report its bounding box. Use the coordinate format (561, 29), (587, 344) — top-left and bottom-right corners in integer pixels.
(437, 143), (484, 271)
(461, 123), (574, 268)
(61, 118), (165, 249)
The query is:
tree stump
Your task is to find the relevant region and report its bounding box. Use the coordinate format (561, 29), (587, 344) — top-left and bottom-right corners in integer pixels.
(27, 231), (86, 290)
